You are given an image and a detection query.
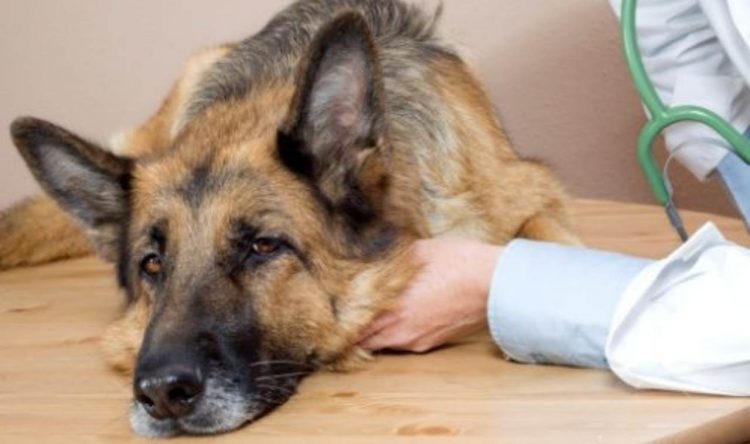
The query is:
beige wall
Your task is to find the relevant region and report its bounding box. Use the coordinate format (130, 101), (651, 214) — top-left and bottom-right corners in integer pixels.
(0, 0), (735, 215)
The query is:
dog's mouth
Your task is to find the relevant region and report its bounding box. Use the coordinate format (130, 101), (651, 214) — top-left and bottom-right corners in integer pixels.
(130, 362), (312, 437)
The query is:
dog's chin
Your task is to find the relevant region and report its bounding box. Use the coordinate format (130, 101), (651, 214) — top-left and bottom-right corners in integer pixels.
(129, 377), (269, 437)
(129, 402), (263, 438)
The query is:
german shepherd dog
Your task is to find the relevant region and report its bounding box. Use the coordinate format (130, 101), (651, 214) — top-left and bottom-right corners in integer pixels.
(1, 0), (577, 436)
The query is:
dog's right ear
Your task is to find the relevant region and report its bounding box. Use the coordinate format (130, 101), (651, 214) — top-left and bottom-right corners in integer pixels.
(279, 12), (389, 227)
(10, 117), (132, 261)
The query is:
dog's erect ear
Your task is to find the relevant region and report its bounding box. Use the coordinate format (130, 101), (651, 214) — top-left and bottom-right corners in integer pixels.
(10, 117), (132, 261)
(280, 12), (388, 223)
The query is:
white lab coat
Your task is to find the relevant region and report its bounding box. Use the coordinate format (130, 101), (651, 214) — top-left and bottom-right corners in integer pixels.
(606, 223), (750, 396)
(609, 0), (750, 179)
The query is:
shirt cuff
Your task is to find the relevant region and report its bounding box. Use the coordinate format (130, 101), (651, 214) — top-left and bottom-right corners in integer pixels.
(487, 240), (652, 368)
(717, 151), (750, 224)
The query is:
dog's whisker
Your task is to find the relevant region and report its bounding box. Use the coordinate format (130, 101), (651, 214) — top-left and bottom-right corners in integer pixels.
(250, 394), (286, 406)
(249, 360), (313, 369)
(253, 371), (311, 381)
(256, 383), (296, 395)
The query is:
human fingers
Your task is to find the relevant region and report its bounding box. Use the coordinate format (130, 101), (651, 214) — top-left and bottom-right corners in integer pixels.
(358, 311), (400, 344)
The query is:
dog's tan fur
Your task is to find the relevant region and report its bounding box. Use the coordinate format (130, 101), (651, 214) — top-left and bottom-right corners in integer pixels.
(0, 196), (91, 270)
(93, 37), (576, 372)
(99, 77), (424, 372)
(2, 1), (577, 433)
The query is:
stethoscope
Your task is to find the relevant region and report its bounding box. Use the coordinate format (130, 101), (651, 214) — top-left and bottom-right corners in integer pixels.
(621, 0), (750, 241)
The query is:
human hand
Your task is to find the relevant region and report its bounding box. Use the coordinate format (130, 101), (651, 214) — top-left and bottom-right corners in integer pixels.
(359, 238), (503, 353)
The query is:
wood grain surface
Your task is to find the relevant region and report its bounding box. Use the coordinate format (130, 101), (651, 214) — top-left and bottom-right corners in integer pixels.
(0, 199), (747, 443)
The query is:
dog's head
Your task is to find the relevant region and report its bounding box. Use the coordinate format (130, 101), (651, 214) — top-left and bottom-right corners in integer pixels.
(11, 13), (418, 436)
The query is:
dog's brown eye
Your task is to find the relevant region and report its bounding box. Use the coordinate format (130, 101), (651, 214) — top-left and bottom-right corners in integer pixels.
(140, 254), (162, 278)
(251, 238), (281, 256)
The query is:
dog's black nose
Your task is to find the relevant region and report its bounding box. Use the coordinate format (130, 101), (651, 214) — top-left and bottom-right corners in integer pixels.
(135, 366), (204, 419)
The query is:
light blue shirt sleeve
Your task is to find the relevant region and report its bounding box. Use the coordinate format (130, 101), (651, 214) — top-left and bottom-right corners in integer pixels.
(487, 240), (653, 368)
(717, 148), (750, 226)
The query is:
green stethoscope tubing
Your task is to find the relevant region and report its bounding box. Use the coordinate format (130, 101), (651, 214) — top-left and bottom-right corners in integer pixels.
(621, 0), (750, 238)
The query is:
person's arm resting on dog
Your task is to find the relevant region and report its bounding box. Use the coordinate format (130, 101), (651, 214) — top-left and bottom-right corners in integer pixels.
(361, 228), (750, 397)
(359, 238), (651, 368)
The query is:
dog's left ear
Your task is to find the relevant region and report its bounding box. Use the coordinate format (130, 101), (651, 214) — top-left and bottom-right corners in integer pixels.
(280, 12), (388, 223)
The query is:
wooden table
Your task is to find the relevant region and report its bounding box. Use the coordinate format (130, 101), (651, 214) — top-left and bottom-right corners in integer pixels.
(0, 200), (747, 443)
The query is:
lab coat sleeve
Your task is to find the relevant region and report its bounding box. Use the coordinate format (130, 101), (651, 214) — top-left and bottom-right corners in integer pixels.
(487, 240), (653, 368)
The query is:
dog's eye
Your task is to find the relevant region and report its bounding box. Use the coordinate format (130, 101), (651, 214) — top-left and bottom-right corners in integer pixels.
(251, 238), (282, 257)
(140, 254), (163, 278)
